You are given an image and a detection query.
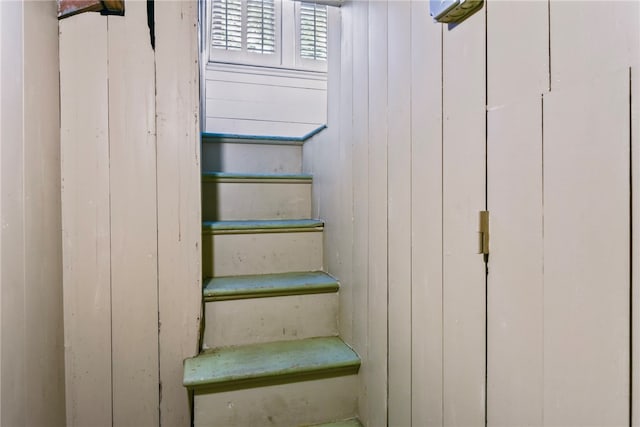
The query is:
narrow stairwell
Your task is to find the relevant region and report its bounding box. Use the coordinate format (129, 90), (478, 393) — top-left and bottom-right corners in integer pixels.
(183, 136), (362, 426)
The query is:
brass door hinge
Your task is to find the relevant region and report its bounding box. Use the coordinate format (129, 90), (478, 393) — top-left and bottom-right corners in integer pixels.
(478, 210), (489, 256)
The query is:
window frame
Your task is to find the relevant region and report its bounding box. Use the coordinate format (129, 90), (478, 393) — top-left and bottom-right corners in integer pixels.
(206, 0), (328, 73)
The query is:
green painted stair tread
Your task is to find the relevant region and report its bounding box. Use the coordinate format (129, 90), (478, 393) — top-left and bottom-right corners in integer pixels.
(202, 171), (312, 182)
(183, 336), (360, 392)
(304, 418), (363, 427)
(202, 219), (324, 234)
(203, 271), (339, 301)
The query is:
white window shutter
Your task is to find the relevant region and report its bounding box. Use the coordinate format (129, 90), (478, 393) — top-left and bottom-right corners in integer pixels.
(299, 2), (327, 61)
(211, 0), (243, 51)
(246, 0), (276, 54)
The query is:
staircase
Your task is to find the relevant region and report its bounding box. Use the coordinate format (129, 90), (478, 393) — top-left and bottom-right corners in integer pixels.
(183, 137), (362, 426)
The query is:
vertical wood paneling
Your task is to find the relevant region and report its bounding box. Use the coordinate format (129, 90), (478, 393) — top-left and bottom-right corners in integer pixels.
(486, 1), (548, 425)
(155, 2), (202, 425)
(633, 65), (640, 427)
(0, 3), (4, 419)
(486, 0), (548, 108)
(0, 2), (26, 424)
(410, 1), (443, 425)
(349, 1), (370, 423)
(543, 72), (630, 426)
(486, 99), (543, 426)
(551, 1), (640, 91)
(107, 3), (159, 425)
(442, 10), (487, 426)
(23, 1), (66, 424)
(367, 1), (389, 425)
(335, 3), (355, 348)
(60, 14), (112, 427)
(387, 1), (412, 425)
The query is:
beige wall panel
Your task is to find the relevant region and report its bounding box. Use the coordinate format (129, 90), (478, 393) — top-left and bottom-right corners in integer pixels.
(0, 1), (3, 418)
(550, 0), (640, 90)
(23, 1), (66, 425)
(366, 1), (390, 425)
(155, 2), (202, 425)
(486, 99), (543, 426)
(633, 65), (640, 427)
(348, 0), (371, 423)
(0, 2), (26, 424)
(486, 0), (548, 108)
(386, 1), (412, 425)
(486, 1), (548, 424)
(107, 3), (159, 425)
(60, 13), (112, 427)
(331, 4), (354, 356)
(543, 72), (629, 425)
(442, 9), (487, 426)
(302, 7), (352, 354)
(410, 1), (443, 425)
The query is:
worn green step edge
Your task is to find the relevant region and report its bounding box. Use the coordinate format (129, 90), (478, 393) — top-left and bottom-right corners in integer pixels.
(183, 336), (360, 393)
(202, 171), (312, 184)
(303, 418), (363, 427)
(202, 219), (324, 235)
(203, 271), (339, 302)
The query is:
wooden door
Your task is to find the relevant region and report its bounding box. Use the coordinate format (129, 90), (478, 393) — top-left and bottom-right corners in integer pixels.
(487, 70), (631, 425)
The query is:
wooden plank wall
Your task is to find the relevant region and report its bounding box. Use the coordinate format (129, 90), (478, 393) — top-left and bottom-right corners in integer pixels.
(304, 1), (640, 426)
(304, 1), (445, 425)
(486, 1), (548, 425)
(1, 1), (66, 425)
(59, 2), (201, 426)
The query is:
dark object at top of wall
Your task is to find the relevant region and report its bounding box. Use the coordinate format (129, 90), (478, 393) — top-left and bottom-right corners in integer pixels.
(58, 0), (124, 19)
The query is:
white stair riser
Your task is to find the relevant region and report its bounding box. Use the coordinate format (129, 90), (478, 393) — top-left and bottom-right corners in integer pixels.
(202, 231), (323, 277)
(202, 142), (302, 174)
(194, 375), (358, 427)
(203, 293), (338, 348)
(202, 181), (311, 221)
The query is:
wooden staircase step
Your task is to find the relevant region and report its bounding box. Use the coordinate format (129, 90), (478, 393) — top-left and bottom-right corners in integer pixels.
(183, 336), (360, 393)
(204, 271), (338, 302)
(201, 173), (312, 221)
(201, 140), (303, 174)
(202, 171), (312, 183)
(202, 219), (324, 235)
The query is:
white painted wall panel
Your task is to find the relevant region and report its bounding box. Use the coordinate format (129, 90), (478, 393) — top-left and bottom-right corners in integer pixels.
(107, 3), (159, 425)
(59, 4), (201, 426)
(387, 1), (412, 424)
(487, 99), (544, 426)
(551, 1), (640, 90)
(543, 72), (630, 426)
(206, 83), (326, 123)
(410, 1), (443, 425)
(442, 9), (487, 426)
(486, 1), (548, 425)
(206, 118), (322, 139)
(305, 1), (639, 426)
(632, 64), (640, 427)
(60, 14), (112, 427)
(155, 2), (203, 425)
(205, 66), (327, 137)
(1, 2), (66, 425)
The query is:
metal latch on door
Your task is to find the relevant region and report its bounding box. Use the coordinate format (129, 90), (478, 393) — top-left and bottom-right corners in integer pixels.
(478, 210), (489, 256)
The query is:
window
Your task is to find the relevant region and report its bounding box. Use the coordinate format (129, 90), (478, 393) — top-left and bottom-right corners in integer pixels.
(299, 2), (327, 61)
(208, 0), (328, 72)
